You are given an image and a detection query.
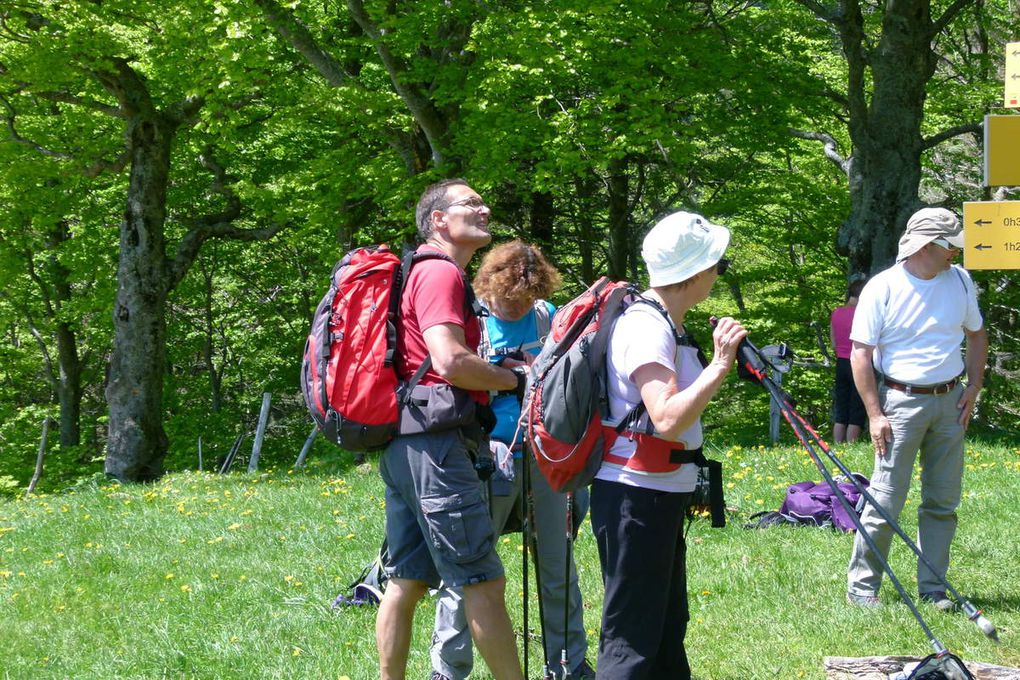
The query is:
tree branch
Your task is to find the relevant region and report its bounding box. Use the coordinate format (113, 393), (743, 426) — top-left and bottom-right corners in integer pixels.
(24, 250), (55, 318)
(930, 0), (977, 38)
(789, 128), (852, 175)
(29, 89), (125, 118)
(252, 0), (356, 88)
(89, 58), (155, 119)
(1, 93), (73, 159)
(921, 121), (982, 151)
(792, 0), (842, 23)
(25, 314), (58, 391)
(83, 149), (131, 177)
(167, 149), (286, 290)
(346, 0), (450, 167)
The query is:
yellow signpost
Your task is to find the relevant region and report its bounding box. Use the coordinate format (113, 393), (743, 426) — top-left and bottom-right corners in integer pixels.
(1006, 41), (1020, 109)
(984, 115), (1020, 187)
(963, 201), (1020, 270)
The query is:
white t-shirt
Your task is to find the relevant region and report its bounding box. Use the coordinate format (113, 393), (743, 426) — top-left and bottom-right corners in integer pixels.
(595, 303), (702, 493)
(850, 263), (983, 385)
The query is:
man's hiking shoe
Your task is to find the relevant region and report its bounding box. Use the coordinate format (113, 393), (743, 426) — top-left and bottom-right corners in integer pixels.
(847, 592), (881, 608)
(428, 673), (451, 680)
(920, 590), (956, 612)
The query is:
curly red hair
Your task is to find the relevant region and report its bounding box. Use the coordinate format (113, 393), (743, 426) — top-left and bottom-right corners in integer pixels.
(473, 240), (561, 306)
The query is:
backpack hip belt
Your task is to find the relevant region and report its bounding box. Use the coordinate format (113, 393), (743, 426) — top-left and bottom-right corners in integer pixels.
(602, 432), (704, 474)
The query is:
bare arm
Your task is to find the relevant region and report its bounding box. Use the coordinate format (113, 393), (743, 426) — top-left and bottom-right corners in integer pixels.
(957, 326), (988, 428)
(634, 317), (746, 440)
(423, 323), (517, 391)
(850, 341), (891, 456)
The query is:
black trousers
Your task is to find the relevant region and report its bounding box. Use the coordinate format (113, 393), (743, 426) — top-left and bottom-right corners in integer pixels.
(590, 479), (692, 680)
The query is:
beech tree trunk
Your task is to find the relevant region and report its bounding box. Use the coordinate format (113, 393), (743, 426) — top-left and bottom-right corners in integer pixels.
(822, 0), (975, 277)
(606, 157), (630, 282)
(104, 112), (174, 482)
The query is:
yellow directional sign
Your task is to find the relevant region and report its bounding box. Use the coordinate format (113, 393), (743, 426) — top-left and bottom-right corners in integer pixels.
(984, 115), (1020, 187)
(963, 201), (1020, 270)
(1007, 42), (1020, 108)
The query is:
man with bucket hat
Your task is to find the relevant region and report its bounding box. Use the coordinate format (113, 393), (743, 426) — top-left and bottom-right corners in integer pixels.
(846, 207), (988, 610)
(590, 211), (746, 679)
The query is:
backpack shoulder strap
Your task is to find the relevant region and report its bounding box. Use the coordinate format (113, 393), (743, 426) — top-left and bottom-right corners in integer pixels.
(631, 295), (709, 368)
(396, 250), (486, 393)
(533, 300), (552, 341)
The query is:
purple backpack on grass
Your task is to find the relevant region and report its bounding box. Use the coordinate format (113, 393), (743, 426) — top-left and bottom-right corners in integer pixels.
(778, 473), (869, 532)
(745, 473), (869, 532)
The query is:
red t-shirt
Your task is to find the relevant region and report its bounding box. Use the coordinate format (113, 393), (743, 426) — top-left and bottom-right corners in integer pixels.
(398, 245), (485, 401)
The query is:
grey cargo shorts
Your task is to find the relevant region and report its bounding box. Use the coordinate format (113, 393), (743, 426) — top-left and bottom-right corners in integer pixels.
(379, 428), (503, 589)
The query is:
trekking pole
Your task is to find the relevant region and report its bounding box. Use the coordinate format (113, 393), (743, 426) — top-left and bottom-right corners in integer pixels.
(523, 446), (554, 680)
(776, 392), (948, 655)
(782, 404), (999, 642)
(721, 322), (948, 654)
(522, 449), (530, 680)
(558, 491), (575, 679)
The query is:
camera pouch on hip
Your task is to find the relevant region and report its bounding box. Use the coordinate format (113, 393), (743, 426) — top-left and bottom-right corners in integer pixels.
(397, 383), (477, 435)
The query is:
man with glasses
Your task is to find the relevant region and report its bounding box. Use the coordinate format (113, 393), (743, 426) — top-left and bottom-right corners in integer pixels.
(376, 179), (524, 680)
(846, 207), (988, 611)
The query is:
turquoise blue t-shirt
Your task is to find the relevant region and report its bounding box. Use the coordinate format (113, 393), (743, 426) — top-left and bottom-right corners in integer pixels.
(485, 300), (555, 448)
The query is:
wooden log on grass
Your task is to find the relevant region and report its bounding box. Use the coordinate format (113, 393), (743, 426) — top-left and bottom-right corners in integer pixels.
(25, 418), (51, 498)
(823, 655), (1020, 680)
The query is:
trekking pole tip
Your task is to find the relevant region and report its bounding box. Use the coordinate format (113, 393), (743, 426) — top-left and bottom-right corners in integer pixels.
(975, 613), (999, 642)
(962, 602), (999, 642)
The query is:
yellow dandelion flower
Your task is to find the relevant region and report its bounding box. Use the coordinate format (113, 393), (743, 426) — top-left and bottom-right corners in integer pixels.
(284, 575), (294, 582)
(180, 585), (191, 593)
(292, 647), (302, 656)
(227, 523), (242, 531)
(165, 573), (175, 580)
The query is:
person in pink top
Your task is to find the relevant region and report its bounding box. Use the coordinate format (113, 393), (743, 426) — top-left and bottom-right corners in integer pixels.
(830, 279), (867, 442)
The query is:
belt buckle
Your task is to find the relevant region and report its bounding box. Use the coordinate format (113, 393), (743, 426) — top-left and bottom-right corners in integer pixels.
(902, 383), (913, 396)
(933, 381), (951, 395)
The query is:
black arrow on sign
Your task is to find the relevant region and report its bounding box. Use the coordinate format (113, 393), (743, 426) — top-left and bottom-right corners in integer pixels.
(974, 243), (992, 250)
(973, 219), (992, 226)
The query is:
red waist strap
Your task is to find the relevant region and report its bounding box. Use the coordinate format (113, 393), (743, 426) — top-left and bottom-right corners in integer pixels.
(603, 432), (704, 474)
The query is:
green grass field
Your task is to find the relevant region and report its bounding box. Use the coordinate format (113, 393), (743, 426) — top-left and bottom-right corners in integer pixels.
(2, 439), (1019, 679)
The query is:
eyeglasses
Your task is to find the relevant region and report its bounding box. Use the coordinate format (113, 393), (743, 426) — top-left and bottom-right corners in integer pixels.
(930, 238), (959, 252)
(715, 258), (731, 276)
(444, 196), (488, 212)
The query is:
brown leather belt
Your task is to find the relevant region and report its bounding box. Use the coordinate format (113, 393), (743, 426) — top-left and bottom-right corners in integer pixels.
(883, 377), (960, 395)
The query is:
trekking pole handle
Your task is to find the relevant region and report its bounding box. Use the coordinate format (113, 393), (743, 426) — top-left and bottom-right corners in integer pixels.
(709, 316), (768, 380)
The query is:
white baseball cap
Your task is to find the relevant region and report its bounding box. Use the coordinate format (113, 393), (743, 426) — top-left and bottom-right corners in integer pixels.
(642, 211), (731, 287)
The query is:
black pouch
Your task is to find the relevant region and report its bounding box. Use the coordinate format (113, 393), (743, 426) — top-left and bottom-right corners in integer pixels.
(689, 459), (725, 528)
(397, 383), (477, 435)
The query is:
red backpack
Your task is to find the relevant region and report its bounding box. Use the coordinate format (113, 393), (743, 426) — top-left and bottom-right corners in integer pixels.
(301, 245), (460, 451)
(525, 278), (638, 492)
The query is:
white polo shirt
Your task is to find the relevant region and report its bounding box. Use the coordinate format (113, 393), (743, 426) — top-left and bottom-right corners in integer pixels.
(850, 263), (983, 385)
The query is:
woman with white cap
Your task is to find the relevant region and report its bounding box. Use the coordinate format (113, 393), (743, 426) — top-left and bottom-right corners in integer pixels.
(589, 211), (747, 679)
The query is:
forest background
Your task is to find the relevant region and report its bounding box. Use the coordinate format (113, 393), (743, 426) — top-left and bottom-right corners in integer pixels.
(0, 0), (1018, 491)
